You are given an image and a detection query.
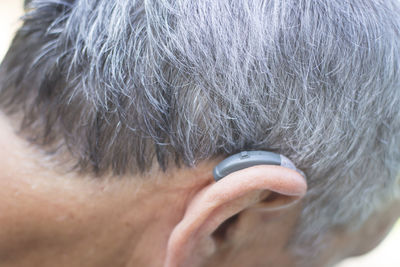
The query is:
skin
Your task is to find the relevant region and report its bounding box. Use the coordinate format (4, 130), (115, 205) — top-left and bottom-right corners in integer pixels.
(0, 112), (399, 267)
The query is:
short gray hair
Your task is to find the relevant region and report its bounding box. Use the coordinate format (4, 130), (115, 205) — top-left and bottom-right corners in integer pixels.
(1, 0), (400, 262)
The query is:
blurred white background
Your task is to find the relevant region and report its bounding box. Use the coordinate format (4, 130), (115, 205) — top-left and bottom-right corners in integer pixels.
(0, 1), (399, 266)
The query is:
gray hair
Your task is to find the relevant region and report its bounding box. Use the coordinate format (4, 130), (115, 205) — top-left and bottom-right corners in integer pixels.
(1, 0), (400, 263)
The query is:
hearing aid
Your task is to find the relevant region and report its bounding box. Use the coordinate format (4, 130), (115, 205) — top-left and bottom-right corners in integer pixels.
(213, 150), (304, 181)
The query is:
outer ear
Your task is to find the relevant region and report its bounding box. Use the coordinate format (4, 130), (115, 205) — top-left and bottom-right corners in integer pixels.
(164, 164), (307, 267)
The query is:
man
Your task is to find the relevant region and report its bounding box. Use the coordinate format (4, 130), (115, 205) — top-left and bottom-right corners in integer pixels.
(0, 0), (399, 266)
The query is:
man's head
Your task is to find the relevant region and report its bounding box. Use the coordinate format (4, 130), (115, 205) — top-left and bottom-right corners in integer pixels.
(0, 0), (400, 266)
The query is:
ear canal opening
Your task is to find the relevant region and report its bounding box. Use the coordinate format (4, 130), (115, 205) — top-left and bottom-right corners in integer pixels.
(211, 213), (239, 244)
(252, 191), (300, 211)
(261, 191), (280, 203)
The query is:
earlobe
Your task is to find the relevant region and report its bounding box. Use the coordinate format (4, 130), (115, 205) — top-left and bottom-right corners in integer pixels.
(163, 165), (307, 267)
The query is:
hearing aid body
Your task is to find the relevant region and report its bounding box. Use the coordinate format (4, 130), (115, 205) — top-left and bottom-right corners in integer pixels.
(213, 151), (302, 181)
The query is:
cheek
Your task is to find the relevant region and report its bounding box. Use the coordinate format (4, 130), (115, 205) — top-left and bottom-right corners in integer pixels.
(0, 176), (86, 263)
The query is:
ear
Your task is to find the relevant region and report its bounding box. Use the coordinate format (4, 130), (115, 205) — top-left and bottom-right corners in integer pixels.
(164, 164), (307, 267)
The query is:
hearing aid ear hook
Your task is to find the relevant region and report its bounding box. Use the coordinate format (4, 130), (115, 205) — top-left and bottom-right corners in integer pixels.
(213, 151), (305, 181)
